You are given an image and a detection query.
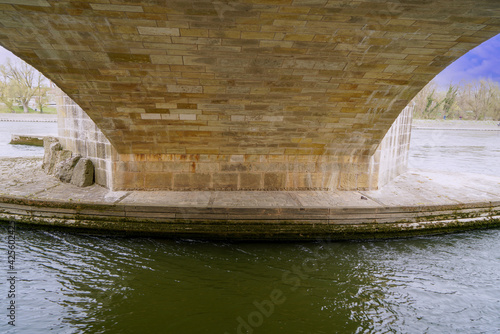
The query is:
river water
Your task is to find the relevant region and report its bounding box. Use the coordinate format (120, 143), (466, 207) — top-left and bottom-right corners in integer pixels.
(0, 123), (499, 333)
(0, 120), (57, 157)
(409, 128), (500, 176)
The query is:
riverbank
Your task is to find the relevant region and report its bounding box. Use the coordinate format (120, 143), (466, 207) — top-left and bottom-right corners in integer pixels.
(1, 157), (499, 240)
(412, 119), (499, 131)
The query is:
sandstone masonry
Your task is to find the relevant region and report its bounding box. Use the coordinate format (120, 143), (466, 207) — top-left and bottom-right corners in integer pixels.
(0, 1), (498, 190)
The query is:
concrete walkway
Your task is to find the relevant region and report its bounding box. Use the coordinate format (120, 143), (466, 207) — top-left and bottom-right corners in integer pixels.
(1, 157), (499, 240)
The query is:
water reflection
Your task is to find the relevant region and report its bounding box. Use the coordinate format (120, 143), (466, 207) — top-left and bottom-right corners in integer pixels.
(2, 224), (500, 333)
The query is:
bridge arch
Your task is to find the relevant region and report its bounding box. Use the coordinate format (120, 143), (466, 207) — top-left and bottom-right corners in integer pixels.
(1, 0), (498, 190)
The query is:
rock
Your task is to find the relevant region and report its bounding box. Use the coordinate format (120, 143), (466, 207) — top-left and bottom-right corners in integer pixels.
(41, 136), (94, 187)
(55, 155), (81, 183)
(10, 134), (44, 146)
(42, 137), (60, 173)
(42, 137), (72, 176)
(50, 142), (62, 151)
(70, 158), (94, 187)
(46, 142), (66, 175)
(50, 146), (72, 176)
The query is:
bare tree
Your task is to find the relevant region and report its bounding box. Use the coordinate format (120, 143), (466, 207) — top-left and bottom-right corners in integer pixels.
(32, 71), (50, 113)
(3, 59), (47, 113)
(411, 79), (500, 120)
(457, 79), (499, 120)
(34, 85), (49, 113)
(0, 64), (16, 113)
(486, 81), (500, 121)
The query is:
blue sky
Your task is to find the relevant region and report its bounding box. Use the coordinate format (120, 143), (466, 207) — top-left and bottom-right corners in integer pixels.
(433, 33), (500, 89)
(1, 33), (499, 89)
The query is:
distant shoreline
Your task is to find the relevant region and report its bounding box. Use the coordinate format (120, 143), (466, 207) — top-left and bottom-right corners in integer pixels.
(1, 113), (498, 129)
(412, 119), (499, 131)
(0, 113), (57, 123)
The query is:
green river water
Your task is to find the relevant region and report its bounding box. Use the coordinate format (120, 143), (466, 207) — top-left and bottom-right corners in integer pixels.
(0, 124), (499, 333)
(1, 225), (500, 333)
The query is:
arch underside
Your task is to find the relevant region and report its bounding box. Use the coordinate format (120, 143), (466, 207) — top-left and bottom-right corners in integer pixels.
(0, 0), (499, 190)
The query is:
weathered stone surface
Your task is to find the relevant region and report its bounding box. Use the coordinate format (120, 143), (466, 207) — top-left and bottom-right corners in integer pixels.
(42, 136), (60, 173)
(70, 158), (95, 188)
(56, 94), (112, 189)
(1, 157), (500, 240)
(9, 135), (44, 147)
(42, 137), (94, 187)
(42, 137), (72, 176)
(2, 1), (498, 191)
(1, 1), (497, 157)
(55, 155), (81, 183)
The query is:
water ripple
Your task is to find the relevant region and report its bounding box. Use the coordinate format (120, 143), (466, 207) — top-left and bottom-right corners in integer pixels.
(1, 225), (500, 333)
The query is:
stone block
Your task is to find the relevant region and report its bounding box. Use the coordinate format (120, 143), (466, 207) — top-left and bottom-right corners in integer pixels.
(43, 141), (73, 176)
(113, 172), (144, 190)
(195, 163), (220, 173)
(356, 174), (371, 190)
(108, 53), (151, 64)
(90, 4), (144, 12)
(95, 169), (108, 187)
(42, 136), (60, 172)
(239, 173), (262, 190)
(150, 55), (183, 65)
(71, 158), (95, 187)
(264, 173), (286, 190)
(213, 173), (238, 190)
(55, 155), (81, 183)
(338, 173), (358, 191)
(137, 26), (180, 36)
(173, 173), (211, 190)
(96, 143), (107, 159)
(306, 172), (338, 190)
(144, 172), (173, 189)
(241, 31), (275, 39)
(221, 163), (249, 172)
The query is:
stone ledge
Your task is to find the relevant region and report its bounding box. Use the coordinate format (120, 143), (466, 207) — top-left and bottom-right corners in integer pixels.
(1, 195), (499, 241)
(9, 134), (45, 146)
(1, 157), (499, 240)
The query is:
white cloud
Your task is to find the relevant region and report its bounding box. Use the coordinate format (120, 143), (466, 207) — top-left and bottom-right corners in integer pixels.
(434, 34), (500, 88)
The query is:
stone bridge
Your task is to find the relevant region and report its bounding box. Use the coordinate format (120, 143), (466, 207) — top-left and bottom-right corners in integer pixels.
(0, 0), (498, 191)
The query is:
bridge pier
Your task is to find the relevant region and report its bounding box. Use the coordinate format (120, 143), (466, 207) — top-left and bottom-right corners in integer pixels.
(57, 91), (412, 191)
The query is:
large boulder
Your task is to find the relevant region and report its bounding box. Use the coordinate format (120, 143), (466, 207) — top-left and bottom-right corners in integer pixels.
(55, 155), (81, 183)
(42, 137), (95, 187)
(70, 158), (94, 187)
